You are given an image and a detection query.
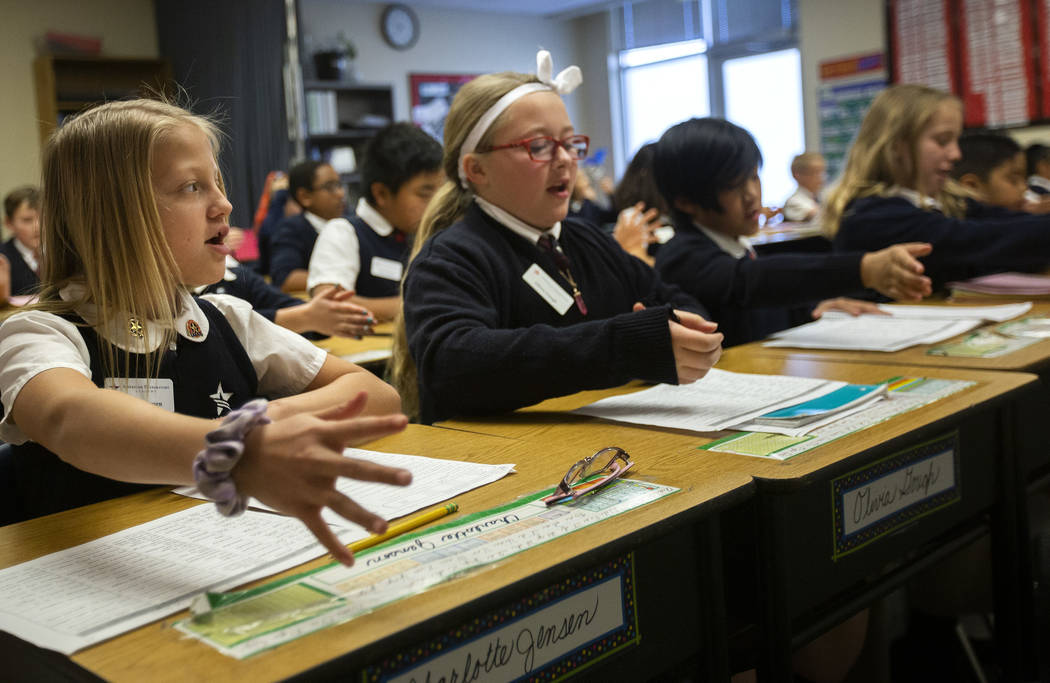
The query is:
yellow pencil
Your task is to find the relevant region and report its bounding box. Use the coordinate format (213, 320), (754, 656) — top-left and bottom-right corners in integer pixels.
(348, 502), (459, 554)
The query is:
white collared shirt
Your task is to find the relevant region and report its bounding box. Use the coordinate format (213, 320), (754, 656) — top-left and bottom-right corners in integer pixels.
(1028, 175), (1050, 194)
(475, 196), (562, 245)
(302, 210), (329, 234)
(307, 198), (401, 292)
(886, 186), (942, 211)
(782, 186), (820, 223)
(695, 222), (754, 259)
(0, 286), (326, 443)
(13, 238), (38, 274)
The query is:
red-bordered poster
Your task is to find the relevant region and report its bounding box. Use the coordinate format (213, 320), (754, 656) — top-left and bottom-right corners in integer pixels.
(958, 0), (1036, 127)
(889, 0), (959, 92)
(1037, 0), (1050, 118)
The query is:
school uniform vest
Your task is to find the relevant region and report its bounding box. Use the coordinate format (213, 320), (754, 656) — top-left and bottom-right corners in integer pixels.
(349, 214), (410, 298)
(10, 297), (259, 522)
(0, 238), (40, 296)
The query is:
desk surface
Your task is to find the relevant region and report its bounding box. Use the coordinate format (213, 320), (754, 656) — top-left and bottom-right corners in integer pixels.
(723, 299), (1050, 373)
(0, 424), (751, 682)
(440, 356), (1037, 481)
(749, 221), (826, 247)
(313, 321), (394, 364)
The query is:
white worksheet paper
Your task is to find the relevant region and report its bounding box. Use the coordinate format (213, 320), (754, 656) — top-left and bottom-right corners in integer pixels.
(4, 452), (516, 654)
(0, 505), (370, 655)
(176, 449), (517, 529)
(877, 301), (1031, 322)
(764, 315), (982, 351)
(572, 368), (843, 432)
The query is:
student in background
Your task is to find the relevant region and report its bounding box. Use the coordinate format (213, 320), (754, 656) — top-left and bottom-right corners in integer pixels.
(608, 142), (668, 265)
(256, 173), (302, 277)
(652, 117), (932, 347)
(270, 160), (346, 292)
(0, 99), (408, 562)
(826, 84), (1050, 289)
(951, 132), (1030, 212)
(782, 152), (826, 222)
(2, 185), (42, 296)
(392, 52), (722, 424)
(201, 258), (375, 338)
(308, 123), (444, 323)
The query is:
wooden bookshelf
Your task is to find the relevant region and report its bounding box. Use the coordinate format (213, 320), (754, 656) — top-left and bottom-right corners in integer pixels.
(33, 55), (173, 146)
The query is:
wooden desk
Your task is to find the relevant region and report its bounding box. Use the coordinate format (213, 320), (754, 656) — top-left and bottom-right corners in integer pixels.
(750, 222), (830, 255)
(441, 358), (1038, 681)
(313, 321), (394, 370)
(1, 424), (751, 682)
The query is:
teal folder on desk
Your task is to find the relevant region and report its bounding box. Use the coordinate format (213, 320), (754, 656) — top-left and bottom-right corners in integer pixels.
(755, 383), (886, 428)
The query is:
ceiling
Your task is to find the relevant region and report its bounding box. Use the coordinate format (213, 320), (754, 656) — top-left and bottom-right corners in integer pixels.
(397, 0), (614, 19)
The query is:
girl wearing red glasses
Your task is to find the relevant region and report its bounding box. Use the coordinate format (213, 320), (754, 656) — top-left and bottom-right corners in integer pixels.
(392, 52), (723, 424)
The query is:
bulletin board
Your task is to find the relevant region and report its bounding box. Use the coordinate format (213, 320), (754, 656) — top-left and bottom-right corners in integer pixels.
(957, 0), (1036, 127)
(888, 0), (958, 93)
(887, 0), (1045, 128)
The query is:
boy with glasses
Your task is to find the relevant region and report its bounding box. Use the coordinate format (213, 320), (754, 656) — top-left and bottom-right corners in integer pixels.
(270, 160), (347, 292)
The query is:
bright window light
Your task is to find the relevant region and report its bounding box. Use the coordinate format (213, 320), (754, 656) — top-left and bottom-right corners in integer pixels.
(722, 48), (804, 209)
(621, 50), (710, 162)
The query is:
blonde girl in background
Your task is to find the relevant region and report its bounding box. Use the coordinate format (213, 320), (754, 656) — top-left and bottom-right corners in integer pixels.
(825, 83), (1050, 289)
(0, 99), (410, 565)
(391, 52), (723, 425)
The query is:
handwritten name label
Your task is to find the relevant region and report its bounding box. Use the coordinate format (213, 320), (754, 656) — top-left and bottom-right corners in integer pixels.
(840, 449), (956, 537)
(388, 575), (626, 683)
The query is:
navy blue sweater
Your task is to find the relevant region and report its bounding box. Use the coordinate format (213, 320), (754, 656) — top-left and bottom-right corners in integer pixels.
(834, 196), (1050, 288)
(403, 204), (707, 424)
(270, 213), (319, 289)
(655, 222), (867, 346)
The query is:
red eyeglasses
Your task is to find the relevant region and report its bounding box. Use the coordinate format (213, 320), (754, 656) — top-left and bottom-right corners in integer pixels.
(486, 134), (590, 162)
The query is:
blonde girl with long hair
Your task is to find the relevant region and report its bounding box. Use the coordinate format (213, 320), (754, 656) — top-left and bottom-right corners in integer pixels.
(391, 52), (723, 424)
(0, 99), (411, 565)
(825, 83), (1050, 288)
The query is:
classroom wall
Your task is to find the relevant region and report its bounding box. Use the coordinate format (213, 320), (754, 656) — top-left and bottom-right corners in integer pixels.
(796, 0), (885, 154)
(298, 0), (578, 129)
(0, 0), (159, 206)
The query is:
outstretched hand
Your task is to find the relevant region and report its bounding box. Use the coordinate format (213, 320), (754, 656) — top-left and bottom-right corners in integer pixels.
(613, 202), (660, 264)
(633, 302), (722, 383)
(235, 391), (410, 565)
(860, 242), (933, 301)
(304, 287), (376, 338)
(811, 297), (885, 318)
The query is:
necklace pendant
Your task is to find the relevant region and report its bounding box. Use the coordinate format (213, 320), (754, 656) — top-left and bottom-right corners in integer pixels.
(128, 317), (144, 338)
(574, 291), (588, 316)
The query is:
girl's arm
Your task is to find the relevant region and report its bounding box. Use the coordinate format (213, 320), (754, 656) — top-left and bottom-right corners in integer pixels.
(267, 354), (402, 420)
(12, 367), (409, 565)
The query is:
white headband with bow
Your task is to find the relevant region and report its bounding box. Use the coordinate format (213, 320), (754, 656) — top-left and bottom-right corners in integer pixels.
(458, 50), (583, 189)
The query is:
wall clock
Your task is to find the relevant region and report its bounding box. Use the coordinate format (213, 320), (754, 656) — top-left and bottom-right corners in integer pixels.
(381, 4), (420, 51)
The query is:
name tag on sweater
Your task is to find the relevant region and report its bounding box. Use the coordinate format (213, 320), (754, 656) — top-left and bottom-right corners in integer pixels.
(104, 377), (175, 412)
(523, 263), (573, 315)
(370, 256), (403, 281)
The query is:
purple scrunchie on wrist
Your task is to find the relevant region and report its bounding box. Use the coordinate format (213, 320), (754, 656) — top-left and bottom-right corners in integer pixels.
(193, 398), (271, 517)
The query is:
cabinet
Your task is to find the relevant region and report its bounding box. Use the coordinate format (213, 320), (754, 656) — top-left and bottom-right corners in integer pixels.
(302, 80), (394, 185)
(33, 55), (173, 146)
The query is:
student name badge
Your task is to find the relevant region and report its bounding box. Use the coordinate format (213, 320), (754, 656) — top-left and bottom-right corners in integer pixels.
(103, 377), (175, 412)
(523, 263), (574, 315)
(370, 256), (403, 282)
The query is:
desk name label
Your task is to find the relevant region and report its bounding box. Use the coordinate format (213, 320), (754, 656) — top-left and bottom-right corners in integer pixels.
(831, 432), (960, 559)
(365, 556), (638, 683)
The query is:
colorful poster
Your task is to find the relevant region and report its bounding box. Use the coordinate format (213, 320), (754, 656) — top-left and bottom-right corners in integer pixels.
(409, 73), (477, 142)
(818, 53), (887, 180)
